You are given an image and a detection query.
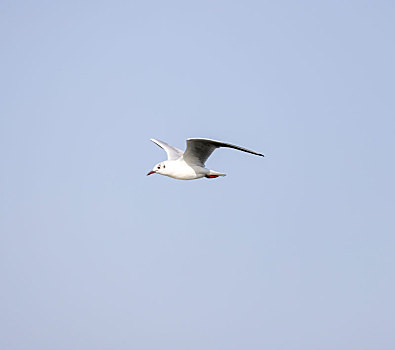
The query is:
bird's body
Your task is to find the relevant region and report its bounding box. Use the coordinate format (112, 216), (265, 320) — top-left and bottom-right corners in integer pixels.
(153, 158), (225, 180)
(147, 138), (264, 180)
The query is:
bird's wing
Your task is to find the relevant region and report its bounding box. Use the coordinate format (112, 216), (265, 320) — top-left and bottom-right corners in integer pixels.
(183, 138), (264, 166)
(150, 139), (184, 160)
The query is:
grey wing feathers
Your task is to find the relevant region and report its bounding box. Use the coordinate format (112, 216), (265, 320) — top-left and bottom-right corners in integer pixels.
(183, 138), (264, 166)
(150, 139), (184, 160)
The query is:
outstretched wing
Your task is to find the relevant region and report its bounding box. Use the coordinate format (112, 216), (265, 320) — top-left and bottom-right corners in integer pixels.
(150, 139), (184, 161)
(183, 138), (264, 166)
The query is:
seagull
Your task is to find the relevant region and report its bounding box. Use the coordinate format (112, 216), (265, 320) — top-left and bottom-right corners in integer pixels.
(147, 138), (264, 180)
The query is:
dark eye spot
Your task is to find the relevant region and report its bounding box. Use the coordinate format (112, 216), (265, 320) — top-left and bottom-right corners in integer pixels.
(163, 164), (166, 169)
(157, 166), (160, 169)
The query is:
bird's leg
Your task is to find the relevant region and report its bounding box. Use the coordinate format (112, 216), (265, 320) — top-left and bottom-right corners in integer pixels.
(205, 175), (219, 178)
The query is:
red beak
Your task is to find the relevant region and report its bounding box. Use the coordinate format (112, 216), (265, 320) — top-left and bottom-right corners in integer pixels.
(146, 170), (156, 176)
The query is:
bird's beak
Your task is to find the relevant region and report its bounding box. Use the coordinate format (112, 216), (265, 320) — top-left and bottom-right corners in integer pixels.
(146, 170), (156, 176)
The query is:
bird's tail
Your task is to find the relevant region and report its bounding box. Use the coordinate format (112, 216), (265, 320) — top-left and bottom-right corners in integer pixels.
(206, 170), (226, 177)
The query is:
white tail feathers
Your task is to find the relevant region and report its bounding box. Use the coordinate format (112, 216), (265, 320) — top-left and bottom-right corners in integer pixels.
(208, 170), (226, 177)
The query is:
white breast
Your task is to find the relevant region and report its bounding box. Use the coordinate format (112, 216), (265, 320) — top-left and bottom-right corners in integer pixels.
(166, 160), (206, 180)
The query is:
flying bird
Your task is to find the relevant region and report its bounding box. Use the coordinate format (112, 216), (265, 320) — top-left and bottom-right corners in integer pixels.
(147, 138), (264, 180)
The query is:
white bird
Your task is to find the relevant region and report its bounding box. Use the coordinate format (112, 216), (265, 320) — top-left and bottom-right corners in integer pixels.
(147, 138), (264, 180)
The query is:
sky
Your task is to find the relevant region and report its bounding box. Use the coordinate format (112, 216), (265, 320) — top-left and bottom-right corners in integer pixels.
(1, 1), (395, 349)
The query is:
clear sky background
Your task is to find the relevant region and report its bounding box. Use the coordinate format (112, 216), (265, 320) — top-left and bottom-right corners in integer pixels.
(1, 1), (394, 349)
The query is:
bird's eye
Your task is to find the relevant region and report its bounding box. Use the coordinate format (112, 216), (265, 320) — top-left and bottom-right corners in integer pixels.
(157, 165), (160, 169)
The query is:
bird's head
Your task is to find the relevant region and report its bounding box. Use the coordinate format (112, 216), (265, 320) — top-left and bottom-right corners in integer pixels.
(147, 161), (168, 176)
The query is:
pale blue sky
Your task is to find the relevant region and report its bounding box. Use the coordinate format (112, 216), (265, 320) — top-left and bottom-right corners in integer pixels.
(1, 1), (395, 349)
